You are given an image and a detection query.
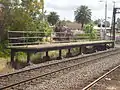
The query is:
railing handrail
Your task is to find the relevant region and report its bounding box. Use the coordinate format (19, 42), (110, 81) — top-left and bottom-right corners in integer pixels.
(7, 31), (93, 46)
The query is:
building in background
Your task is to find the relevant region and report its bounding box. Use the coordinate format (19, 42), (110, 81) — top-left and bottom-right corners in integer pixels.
(94, 26), (111, 40)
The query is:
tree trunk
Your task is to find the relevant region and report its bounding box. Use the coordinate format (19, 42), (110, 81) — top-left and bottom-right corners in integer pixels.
(81, 23), (84, 30)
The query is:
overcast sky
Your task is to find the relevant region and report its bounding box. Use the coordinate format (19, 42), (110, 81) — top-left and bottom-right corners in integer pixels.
(45, 0), (120, 22)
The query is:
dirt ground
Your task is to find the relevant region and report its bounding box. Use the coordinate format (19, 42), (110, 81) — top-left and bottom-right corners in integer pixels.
(0, 58), (14, 74)
(89, 67), (120, 90)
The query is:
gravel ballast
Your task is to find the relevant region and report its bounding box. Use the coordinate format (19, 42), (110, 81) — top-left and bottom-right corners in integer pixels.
(89, 67), (120, 90)
(26, 50), (120, 90)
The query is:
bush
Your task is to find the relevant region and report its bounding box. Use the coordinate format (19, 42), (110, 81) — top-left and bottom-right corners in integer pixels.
(31, 53), (43, 64)
(0, 40), (10, 58)
(83, 24), (98, 40)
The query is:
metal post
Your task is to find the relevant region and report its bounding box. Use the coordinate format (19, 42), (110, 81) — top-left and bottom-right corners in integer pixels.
(27, 52), (30, 64)
(100, 19), (103, 40)
(11, 50), (15, 67)
(104, 0), (107, 40)
(113, 8), (116, 41)
(111, 1), (116, 40)
(99, 0), (107, 40)
(46, 51), (48, 56)
(59, 49), (62, 59)
(79, 47), (82, 54)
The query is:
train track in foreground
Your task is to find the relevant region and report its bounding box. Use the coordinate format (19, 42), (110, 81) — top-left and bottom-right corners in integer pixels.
(0, 48), (119, 90)
(82, 64), (120, 90)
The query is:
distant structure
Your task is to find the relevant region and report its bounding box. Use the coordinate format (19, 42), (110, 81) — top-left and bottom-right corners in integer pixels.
(65, 22), (82, 30)
(94, 26), (111, 40)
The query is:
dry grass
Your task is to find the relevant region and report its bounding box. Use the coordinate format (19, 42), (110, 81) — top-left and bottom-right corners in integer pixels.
(0, 58), (14, 74)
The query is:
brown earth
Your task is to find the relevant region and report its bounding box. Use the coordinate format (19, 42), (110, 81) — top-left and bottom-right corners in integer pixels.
(0, 58), (14, 74)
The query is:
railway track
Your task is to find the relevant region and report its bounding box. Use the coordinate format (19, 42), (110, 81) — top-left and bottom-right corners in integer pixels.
(82, 64), (120, 90)
(0, 48), (119, 90)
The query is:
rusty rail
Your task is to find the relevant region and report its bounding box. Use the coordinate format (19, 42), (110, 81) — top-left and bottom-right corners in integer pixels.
(0, 48), (119, 89)
(82, 64), (120, 90)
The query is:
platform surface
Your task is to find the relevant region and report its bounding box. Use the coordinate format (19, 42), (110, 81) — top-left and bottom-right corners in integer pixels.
(8, 40), (113, 50)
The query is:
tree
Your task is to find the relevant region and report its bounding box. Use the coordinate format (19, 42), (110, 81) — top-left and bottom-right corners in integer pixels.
(0, 0), (53, 58)
(47, 12), (59, 26)
(59, 20), (66, 26)
(83, 23), (97, 40)
(94, 19), (101, 25)
(74, 5), (92, 30)
(66, 20), (72, 23)
(0, 0), (52, 40)
(103, 21), (110, 27)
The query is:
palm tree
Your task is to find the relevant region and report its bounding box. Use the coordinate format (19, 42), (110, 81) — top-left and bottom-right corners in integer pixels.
(47, 12), (59, 26)
(40, 0), (44, 14)
(74, 5), (92, 30)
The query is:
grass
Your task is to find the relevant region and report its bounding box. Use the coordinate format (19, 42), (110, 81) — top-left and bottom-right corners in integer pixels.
(0, 47), (84, 72)
(0, 58), (14, 74)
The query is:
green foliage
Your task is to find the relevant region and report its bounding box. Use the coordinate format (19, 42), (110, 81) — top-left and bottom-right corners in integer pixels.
(47, 12), (59, 26)
(0, 0), (53, 58)
(31, 53), (43, 64)
(59, 20), (66, 26)
(94, 19), (101, 25)
(0, 40), (10, 58)
(0, 0), (46, 31)
(83, 24), (97, 40)
(74, 5), (92, 29)
(77, 34), (90, 39)
(15, 52), (27, 62)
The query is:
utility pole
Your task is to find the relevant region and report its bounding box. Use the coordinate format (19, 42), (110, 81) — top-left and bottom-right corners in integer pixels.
(104, 0), (107, 40)
(112, 1), (116, 41)
(99, 0), (108, 40)
(110, 1), (116, 40)
(113, 8), (116, 41)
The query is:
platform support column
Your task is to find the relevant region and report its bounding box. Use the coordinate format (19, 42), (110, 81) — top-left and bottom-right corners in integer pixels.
(57, 49), (62, 59)
(46, 51), (49, 57)
(66, 49), (72, 57)
(112, 42), (115, 48)
(79, 47), (82, 54)
(11, 50), (15, 66)
(81, 46), (85, 55)
(105, 44), (107, 50)
(27, 52), (31, 64)
(43, 51), (50, 61)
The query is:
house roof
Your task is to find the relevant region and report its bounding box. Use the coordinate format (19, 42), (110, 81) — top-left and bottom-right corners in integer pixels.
(65, 22), (81, 30)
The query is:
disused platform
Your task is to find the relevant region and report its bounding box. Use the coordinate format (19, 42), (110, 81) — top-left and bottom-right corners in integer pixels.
(8, 40), (114, 66)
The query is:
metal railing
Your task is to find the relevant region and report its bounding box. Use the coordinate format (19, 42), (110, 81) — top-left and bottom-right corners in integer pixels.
(8, 31), (90, 46)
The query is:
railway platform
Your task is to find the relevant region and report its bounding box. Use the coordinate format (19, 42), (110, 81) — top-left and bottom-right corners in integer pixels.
(7, 40), (114, 66)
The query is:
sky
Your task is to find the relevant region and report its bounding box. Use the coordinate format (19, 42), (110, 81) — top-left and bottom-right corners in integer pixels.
(45, 0), (120, 22)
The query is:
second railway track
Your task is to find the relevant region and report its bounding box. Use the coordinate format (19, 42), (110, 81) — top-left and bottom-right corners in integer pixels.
(82, 64), (120, 90)
(0, 48), (120, 90)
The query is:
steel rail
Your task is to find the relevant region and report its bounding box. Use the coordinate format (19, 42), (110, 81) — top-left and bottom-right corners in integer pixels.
(82, 64), (120, 90)
(0, 48), (116, 78)
(0, 52), (118, 90)
(0, 49), (119, 89)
